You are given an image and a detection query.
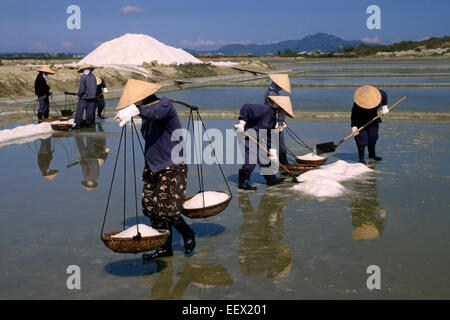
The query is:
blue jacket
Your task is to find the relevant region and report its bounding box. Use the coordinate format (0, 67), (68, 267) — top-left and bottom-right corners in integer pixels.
(77, 73), (97, 100)
(239, 103), (278, 149)
(139, 97), (184, 173)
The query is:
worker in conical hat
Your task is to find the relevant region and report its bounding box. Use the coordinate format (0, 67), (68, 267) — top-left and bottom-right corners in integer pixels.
(73, 64), (97, 129)
(234, 97), (293, 190)
(265, 74), (291, 165)
(37, 137), (59, 180)
(95, 75), (108, 119)
(351, 85), (389, 164)
(114, 79), (195, 260)
(34, 66), (55, 121)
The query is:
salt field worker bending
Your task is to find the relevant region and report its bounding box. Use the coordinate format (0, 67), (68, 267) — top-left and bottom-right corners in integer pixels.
(114, 79), (195, 260)
(74, 63), (97, 129)
(264, 74), (292, 165)
(235, 96), (294, 190)
(351, 85), (389, 164)
(34, 66), (55, 121)
(95, 76), (107, 119)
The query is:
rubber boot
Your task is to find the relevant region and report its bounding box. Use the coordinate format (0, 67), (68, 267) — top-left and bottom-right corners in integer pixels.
(358, 146), (366, 165)
(279, 151), (289, 165)
(368, 144), (382, 161)
(173, 217), (196, 255)
(143, 223), (173, 261)
(263, 174), (284, 186)
(238, 169), (257, 190)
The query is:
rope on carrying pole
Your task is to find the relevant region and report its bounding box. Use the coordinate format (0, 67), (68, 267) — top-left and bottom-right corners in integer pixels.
(130, 118), (141, 239)
(285, 126), (315, 153)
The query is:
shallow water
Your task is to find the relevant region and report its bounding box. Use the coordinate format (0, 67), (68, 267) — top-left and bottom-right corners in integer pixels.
(103, 87), (450, 112)
(0, 119), (449, 299)
(290, 76), (450, 84)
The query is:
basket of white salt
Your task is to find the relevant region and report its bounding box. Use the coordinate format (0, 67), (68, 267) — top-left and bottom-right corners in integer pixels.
(182, 191), (231, 219)
(282, 164), (320, 176)
(101, 224), (170, 254)
(296, 152), (328, 165)
(51, 118), (74, 131)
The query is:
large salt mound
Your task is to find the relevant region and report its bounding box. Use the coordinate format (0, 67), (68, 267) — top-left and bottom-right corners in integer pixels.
(291, 160), (374, 198)
(0, 123), (53, 148)
(78, 33), (202, 66)
(111, 224), (160, 239)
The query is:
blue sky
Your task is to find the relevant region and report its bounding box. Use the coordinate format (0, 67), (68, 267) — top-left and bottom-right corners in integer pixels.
(0, 0), (449, 53)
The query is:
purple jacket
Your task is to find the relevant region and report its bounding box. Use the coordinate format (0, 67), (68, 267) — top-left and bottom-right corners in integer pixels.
(77, 73), (97, 100)
(139, 97), (184, 173)
(239, 103), (277, 149)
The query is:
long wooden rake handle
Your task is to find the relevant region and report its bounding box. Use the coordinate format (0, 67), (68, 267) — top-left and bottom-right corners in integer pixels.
(242, 130), (297, 179)
(336, 96), (406, 147)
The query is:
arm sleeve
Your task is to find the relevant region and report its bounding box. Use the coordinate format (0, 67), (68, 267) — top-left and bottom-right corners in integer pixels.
(77, 76), (86, 98)
(351, 105), (358, 127)
(138, 100), (173, 121)
(238, 105), (251, 123)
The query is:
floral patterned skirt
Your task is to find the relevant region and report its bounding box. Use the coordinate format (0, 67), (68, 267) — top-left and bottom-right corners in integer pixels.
(141, 163), (188, 228)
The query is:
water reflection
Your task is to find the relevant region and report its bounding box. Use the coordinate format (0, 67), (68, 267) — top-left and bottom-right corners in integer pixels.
(145, 259), (232, 300)
(37, 137), (58, 180)
(349, 170), (386, 241)
(69, 123), (110, 191)
(238, 192), (292, 279)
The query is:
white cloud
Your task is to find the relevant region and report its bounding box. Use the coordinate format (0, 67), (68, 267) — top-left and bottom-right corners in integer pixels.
(120, 6), (146, 13)
(61, 41), (73, 48)
(33, 42), (51, 52)
(362, 36), (380, 44)
(181, 39), (218, 47)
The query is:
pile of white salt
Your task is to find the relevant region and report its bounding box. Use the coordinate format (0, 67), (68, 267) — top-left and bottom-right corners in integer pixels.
(111, 224), (160, 239)
(183, 191), (230, 209)
(0, 122), (53, 148)
(291, 160), (373, 198)
(296, 152), (326, 161)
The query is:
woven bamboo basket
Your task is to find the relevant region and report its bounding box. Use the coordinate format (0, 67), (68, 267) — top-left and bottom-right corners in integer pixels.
(282, 164), (320, 176)
(39, 116), (64, 123)
(60, 109), (74, 117)
(51, 122), (73, 131)
(295, 153), (328, 166)
(101, 229), (170, 254)
(182, 191), (231, 219)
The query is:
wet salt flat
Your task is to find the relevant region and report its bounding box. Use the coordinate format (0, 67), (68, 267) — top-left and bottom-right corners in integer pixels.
(0, 119), (449, 299)
(290, 76), (450, 84)
(110, 87), (450, 112)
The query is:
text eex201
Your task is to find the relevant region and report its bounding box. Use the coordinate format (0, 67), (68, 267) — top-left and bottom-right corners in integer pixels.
(181, 304), (267, 317)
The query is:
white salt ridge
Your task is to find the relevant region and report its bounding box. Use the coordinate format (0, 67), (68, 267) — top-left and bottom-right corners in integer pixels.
(51, 119), (75, 126)
(184, 191), (229, 209)
(0, 122), (53, 148)
(78, 33), (202, 66)
(291, 160), (374, 198)
(297, 152), (326, 161)
(111, 224), (160, 239)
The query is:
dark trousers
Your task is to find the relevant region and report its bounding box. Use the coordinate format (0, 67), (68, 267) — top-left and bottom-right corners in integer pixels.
(75, 98), (96, 127)
(96, 97), (105, 117)
(279, 131), (286, 154)
(355, 124), (379, 148)
(37, 96), (50, 119)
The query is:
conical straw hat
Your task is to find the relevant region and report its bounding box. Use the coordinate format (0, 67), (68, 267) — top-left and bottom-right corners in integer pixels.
(43, 170), (58, 180)
(77, 63), (95, 73)
(353, 85), (382, 109)
(97, 158), (105, 167)
(268, 96), (294, 118)
(269, 74), (291, 93)
(38, 66), (55, 74)
(116, 79), (162, 110)
(95, 76), (102, 85)
(352, 223), (380, 241)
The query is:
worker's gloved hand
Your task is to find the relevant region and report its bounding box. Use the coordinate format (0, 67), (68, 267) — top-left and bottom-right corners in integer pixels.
(381, 105), (389, 115)
(48, 91), (52, 96)
(234, 120), (246, 133)
(352, 126), (359, 136)
(378, 208), (387, 219)
(269, 148), (278, 163)
(103, 87), (109, 93)
(276, 122), (287, 132)
(114, 104), (140, 127)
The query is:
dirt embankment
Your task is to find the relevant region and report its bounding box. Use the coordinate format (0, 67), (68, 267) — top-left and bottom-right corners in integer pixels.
(0, 59), (274, 99)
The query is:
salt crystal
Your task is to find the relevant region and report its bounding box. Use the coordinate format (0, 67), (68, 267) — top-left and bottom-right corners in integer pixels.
(291, 160), (374, 198)
(297, 152), (326, 161)
(111, 224), (160, 239)
(183, 191), (229, 209)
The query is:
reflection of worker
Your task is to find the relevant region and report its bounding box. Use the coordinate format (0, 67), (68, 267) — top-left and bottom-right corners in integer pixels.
(350, 173), (386, 241)
(238, 193), (292, 279)
(92, 122), (109, 166)
(75, 135), (100, 191)
(147, 259), (232, 300)
(264, 74), (291, 165)
(351, 85), (389, 164)
(34, 66), (55, 121)
(37, 137), (58, 180)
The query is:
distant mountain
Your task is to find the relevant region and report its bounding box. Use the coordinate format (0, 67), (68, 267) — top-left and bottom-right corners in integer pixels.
(187, 33), (365, 56)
